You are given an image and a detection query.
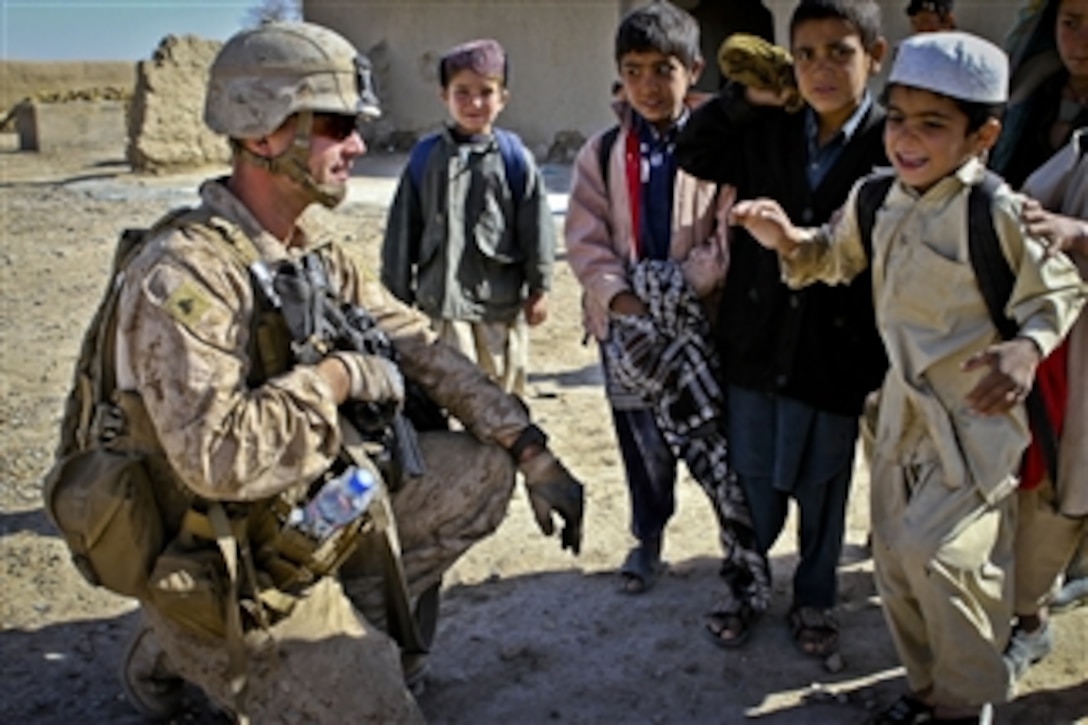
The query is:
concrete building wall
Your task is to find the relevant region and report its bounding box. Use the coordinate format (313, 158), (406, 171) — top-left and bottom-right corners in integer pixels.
(306, 0), (626, 157)
(306, 0), (1027, 154)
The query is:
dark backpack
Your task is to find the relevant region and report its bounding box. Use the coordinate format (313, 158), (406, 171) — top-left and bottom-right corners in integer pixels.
(597, 125), (620, 193)
(407, 127), (529, 204)
(856, 172), (1060, 482)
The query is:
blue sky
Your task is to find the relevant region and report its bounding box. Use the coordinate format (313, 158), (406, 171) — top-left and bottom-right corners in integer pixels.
(1, 0), (260, 61)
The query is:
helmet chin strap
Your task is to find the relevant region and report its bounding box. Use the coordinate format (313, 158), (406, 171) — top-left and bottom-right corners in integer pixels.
(234, 110), (346, 208)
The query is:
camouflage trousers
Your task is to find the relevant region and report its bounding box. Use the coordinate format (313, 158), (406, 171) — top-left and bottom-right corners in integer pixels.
(142, 431), (516, 723)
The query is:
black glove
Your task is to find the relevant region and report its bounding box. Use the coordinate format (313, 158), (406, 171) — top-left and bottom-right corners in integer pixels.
(519, 450), (585, 555)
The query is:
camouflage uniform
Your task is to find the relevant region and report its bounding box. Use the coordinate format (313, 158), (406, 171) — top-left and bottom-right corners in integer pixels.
(116, 178), (532, 721)
(101, 21), (581, 722)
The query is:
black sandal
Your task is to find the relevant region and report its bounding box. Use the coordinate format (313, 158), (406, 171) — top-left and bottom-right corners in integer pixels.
(618, 540), (664, 595)
(787, 604), (839, 657)
(705, 602), (758, 649)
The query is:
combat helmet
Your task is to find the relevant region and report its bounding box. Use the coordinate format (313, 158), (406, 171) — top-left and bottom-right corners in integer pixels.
(204, 21), (380, 206)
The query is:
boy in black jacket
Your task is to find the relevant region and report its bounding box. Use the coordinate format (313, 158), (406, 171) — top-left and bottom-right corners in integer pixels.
(675, 0), (888, 657)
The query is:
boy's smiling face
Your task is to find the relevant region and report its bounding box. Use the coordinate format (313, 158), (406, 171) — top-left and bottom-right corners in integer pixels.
(618, 50), (701, 130)
(883, 85), (999, 193)
(441, 68), (509, 136)
(791, 18), (884, 132)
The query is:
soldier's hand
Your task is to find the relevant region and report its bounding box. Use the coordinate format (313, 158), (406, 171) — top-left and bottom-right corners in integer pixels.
(331, 352), (405, 409)
(519, 450), (585, 555)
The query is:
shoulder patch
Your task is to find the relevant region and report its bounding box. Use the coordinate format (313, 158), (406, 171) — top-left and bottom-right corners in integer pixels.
(162, 280), (211, 326)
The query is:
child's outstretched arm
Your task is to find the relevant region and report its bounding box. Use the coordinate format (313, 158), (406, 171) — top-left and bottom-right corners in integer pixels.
(729, 198), (804, 255)
(961, 338), (1042, 416)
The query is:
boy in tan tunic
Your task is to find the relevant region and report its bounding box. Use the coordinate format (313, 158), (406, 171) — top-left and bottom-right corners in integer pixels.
(729, 31), (1086, 724)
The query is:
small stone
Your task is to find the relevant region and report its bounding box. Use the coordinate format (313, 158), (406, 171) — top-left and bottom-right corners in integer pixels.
(823, 651), (846, 673)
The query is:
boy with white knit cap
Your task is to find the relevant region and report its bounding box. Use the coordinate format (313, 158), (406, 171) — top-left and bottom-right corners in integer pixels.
(728, 31), (1086, 724)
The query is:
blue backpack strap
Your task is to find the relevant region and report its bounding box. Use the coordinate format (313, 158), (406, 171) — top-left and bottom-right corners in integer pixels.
(407, 133), (442, 194)
(494, 128), (529, 205)
(412, 129), (530, 205)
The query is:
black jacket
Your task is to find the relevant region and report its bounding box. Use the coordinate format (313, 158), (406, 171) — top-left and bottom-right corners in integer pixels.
(676, 86), (888, 417)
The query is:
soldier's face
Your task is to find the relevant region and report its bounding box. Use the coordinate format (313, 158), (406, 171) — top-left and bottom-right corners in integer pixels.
(307, 113), (367, 198)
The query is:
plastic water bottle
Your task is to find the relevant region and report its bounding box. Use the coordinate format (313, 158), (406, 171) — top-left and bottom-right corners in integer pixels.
(288, 466), (376, 540)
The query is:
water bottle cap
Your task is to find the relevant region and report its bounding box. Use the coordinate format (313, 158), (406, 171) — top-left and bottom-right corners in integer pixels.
(345, 467), (373, 495)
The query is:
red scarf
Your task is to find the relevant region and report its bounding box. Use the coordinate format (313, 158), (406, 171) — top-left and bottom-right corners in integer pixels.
(625, 129), (642, 261)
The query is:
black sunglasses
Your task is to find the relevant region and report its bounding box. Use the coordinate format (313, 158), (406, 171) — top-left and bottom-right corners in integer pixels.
(313, 113), (360, 141)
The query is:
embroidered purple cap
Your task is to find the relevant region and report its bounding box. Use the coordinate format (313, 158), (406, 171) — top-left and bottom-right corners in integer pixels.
(439, 38), (508, 86)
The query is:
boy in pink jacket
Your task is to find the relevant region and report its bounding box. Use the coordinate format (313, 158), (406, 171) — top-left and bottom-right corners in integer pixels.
(565, 1), (735, 610)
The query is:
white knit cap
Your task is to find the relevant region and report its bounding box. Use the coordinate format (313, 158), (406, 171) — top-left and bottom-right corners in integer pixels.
(888, 31), (1008, 104)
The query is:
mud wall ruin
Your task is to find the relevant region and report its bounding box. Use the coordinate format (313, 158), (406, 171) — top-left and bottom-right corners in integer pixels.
(126, 34), (230, 172)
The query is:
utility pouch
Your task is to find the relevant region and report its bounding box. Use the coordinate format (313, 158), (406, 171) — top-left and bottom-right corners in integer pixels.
(147, 540), (229, 640)
(43, 447), (163, 600)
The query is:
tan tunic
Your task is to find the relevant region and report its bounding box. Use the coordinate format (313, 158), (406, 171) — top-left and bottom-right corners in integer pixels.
(781, 158), (1085, 707)
(784, 158), (1086, 504)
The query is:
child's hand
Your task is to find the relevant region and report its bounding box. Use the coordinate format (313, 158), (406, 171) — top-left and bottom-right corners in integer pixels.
(609, 291), (648, 317)
(524, 291), (548, 327)
(681, 236), (729, 297)
(961, 338), (1041, 415)
(1022, 198), (1088, 259)
(729, 198), (799, 254)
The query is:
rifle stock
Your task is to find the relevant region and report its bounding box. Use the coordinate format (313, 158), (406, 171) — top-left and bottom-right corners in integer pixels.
(271, 257), (428, 482)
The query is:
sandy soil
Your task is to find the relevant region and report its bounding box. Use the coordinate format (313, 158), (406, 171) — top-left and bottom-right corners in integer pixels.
(1, 139), (1085, 724)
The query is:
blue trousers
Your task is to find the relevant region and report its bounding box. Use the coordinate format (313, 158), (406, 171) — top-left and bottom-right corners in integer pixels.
(611, 406), (677, 544)
(725, 385), (857, 609)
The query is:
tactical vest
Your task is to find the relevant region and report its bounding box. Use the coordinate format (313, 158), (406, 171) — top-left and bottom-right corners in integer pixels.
(45, 207), (375, 632)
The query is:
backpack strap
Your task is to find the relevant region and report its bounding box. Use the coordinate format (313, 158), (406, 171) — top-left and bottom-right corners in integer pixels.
(494, 128), (529, 205)
(965, 170), (1060, 484)
(968, 171), (1016, 337)
(407, 129), (530, 205)
(597, 125), (621, 194)
(406, 133), (442, 197)
(855, 173), (895, 261)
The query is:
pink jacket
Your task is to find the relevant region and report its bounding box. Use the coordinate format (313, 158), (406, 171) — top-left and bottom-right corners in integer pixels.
(564, 114), (730, 341)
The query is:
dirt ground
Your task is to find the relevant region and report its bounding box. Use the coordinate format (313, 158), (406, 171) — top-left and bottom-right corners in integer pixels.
(1, 138), (1085, 725)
